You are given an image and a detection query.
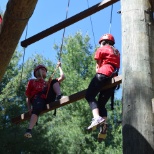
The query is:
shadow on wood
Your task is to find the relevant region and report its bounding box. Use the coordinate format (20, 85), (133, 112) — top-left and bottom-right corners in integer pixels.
(11, 75), (122, 124)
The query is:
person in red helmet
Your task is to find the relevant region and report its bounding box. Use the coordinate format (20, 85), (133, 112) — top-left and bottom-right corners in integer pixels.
(85, 33), (120, 142)
(24, 61), (65, 138)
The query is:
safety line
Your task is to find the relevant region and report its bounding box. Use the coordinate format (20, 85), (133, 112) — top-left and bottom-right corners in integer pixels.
(59, 0), (71, 61)
(109, 4), (113, 34)
(20, 23), (28, 84)
(86, 0), (96, 47)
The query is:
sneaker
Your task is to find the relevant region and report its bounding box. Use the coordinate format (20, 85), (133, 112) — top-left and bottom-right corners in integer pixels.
(55, 94), (62, 101)
(87, 116), (105, 131)
(24, 132), (32, 138)
(98, 123), (107, 142)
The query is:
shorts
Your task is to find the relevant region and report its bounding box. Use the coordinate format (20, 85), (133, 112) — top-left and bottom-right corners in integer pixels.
(31, 94), (46, 116)
(31, 79), (59, 115)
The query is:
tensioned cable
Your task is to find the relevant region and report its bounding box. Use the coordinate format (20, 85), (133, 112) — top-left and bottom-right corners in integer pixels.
(86, 0), (96, 47)
(109, 4), (113, 34)
(50, 0), (70, 80)
(20, 23), (28, 85)
(49, 0), (71, 117)
(48, 0), (71, 83)
(58, 0), (70, 61)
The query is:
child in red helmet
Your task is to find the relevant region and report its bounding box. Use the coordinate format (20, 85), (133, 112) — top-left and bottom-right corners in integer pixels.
(85, 34), (120, 142)
(24, 61), (65, 138)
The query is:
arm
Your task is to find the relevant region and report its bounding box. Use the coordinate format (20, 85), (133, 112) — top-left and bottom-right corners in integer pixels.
(94, 48), (103, 73)
(96, 63), (99, 72)
(96, 59), (102, 73)
(57, 62), (65, 83)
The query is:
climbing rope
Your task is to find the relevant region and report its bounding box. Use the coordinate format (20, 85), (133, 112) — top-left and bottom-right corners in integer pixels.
(86, 0), (96, 47)
(109, 4), (113, 34)
(20, 23), (28, 84)
(50, 0), (70, 79)
(58, 0), (71, 61)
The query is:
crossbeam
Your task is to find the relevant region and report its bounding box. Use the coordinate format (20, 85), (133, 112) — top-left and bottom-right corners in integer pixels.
(21, 0), (119, 47)
(11, 75), (122, 124)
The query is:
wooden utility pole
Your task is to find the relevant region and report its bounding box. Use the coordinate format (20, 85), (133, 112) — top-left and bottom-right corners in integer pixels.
(121, 0), (154, 153)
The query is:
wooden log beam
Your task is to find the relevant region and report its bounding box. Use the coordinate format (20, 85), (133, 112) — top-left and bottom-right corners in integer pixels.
(11, 75), (122, 124)
(21, 0), (119, 48)
(0, 0), (38, 81)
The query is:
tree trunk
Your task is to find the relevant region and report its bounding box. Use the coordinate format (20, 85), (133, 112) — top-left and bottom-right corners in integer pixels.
(122, 0), (154, 153)
(0, 0), (38, 81)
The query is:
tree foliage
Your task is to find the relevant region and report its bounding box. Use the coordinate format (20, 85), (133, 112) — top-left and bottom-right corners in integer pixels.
(0, 32), (122, 154)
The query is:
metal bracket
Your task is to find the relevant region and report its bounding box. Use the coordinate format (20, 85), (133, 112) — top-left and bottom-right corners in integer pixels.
(144, 9), (154, 20)
(144, 9), (153, 25)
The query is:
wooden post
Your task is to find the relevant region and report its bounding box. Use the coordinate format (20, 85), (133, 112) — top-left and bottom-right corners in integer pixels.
(121, 0), (154, 153)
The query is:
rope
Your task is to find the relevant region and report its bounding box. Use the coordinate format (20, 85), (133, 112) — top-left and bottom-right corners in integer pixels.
(50, 0), (70, 79)
(19, 23), (28, 86)
(58, 0), (70, 61)
(49, 63), (60, 80)
(109, 4), (113, 34)
(86, 0), (96, 47)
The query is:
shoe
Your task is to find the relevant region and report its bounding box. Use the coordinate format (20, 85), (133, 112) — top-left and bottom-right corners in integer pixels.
(87, 116), (105, 131)
(55, 94), (62, 101)
(98, 123), (107, 142)
(24, 132), (32, 138)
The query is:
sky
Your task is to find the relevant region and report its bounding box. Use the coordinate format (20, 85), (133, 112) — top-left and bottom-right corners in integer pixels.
(0, 0), (122, 99)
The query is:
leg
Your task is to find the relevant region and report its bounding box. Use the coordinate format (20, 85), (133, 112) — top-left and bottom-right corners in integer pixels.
(86, 74), (110, 117)
(97, 87), (115, 141)
(53, 82), (63, 101)
(85, 74), (109, 130)
(28, 114), (38, 129)
(98, 87), (116, 120)
(46, 79), (62, 103)
(53, 82), (61, 96)
(85, 75), (102, 118)
(24, 96), (46, 138)
(92, 108), (100, 119)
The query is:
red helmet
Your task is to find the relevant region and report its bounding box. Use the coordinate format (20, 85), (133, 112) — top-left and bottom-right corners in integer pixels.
(99, 34), (115, 44)
(34, 64), (47, 77)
